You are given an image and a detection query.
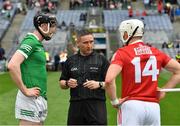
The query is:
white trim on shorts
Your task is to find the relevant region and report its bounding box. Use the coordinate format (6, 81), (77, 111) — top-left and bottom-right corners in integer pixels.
(15, 90), (47, 123)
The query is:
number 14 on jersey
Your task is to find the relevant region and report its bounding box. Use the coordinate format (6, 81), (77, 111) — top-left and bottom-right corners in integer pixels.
(131, 56), (159, 83)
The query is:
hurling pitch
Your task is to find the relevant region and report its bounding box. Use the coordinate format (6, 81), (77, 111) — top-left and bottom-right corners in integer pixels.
(0, 71), (180, 125)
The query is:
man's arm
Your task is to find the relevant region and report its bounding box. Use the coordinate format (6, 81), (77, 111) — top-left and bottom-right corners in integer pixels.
(83, 80), (106, 89)
(105, 64), (122, 86)
(163, 59), (180, 88)
(105, 79), (117, 101)
(8, 51), (40, 97)
(105, 64), (122, 107)
(159, 59), (180, 99)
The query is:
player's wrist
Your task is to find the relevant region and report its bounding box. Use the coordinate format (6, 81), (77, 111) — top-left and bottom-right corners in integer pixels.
(98, 82), (104, 89)
(110, 98), (119, 106)
(20, 85), (28, 95)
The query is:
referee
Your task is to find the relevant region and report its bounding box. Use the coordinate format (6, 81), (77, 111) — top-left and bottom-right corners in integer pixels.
(59, 29), (109, 125)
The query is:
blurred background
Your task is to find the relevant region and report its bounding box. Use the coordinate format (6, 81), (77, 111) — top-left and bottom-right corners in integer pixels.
(0, 0), (180, 72)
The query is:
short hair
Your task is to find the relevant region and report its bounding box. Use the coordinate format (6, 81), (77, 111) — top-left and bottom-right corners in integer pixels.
(76, 29), (92, 38)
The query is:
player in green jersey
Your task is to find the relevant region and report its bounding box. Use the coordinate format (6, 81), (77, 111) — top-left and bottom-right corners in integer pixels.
(8, 13), (57, 125)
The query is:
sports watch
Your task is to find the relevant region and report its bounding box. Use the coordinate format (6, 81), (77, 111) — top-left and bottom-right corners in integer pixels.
(99, 82), (103, 89)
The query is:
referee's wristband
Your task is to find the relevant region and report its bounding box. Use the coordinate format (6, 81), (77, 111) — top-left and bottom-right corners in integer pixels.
(110, 98), (119, 106)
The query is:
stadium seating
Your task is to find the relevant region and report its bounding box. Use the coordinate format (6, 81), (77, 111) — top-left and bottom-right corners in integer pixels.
(143, 31), (169, 44)
(18, 9), (174, 36)
(20, 9), (36, 31)
(6, 7), (177, 61)
(57, 10), (86, 27)
(103, 10), (173, 32)
(0, 1), (17, 41)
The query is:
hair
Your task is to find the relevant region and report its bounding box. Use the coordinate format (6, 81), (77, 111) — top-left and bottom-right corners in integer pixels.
(76, 29), (92, 38)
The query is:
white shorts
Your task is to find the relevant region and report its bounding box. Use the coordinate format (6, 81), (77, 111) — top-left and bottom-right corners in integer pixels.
(117, 100), (160, 126)
(15, 90), (47, 123)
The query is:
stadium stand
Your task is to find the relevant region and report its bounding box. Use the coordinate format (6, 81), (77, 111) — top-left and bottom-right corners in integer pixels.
(103, 10), (173, 47)
(103, 10), (173, 32)
(0, 1), (17, 42)
(2, 0), (180, 65)
(19, 9), (36, 31)
(6, 8), (175, 60)
(56, 10), (86, 27)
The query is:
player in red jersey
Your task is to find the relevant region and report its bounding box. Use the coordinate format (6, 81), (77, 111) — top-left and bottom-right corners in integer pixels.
(105, 19), (180, 126)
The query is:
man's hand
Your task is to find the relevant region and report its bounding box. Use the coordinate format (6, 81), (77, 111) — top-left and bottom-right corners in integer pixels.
(111, 97), (129, 109)
(83, 80), (99, 89)
(22, 87), (41, 97)
(157, 87), (166, 100)
(67, 78), (78, 88)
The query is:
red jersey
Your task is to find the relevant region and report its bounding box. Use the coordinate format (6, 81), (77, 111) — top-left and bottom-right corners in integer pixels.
(111, 42), (171, 102)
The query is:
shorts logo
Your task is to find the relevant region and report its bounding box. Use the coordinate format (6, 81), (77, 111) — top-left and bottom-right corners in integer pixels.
(38, 111), (42, 117)
(20, 109), (35, 117)
(38, 110), (47, 117)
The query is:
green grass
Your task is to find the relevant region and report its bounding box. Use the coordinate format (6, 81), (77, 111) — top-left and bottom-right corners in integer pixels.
(0, 71), (180, 125)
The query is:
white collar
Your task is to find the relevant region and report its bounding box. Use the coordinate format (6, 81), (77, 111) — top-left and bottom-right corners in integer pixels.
(129, 39), (143, 45)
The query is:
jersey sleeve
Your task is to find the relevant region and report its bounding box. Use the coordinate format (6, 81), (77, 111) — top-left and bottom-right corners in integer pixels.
(111, 49), (123, 66)
(59, 60), (70, 81)
(159, 50), (171, 67)
(100, 55), (110, 80)
(17, 38), (36, 59)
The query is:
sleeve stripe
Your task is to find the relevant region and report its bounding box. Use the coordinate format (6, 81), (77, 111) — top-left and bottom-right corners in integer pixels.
(22, 44), (32, 49)
(17, 50), (28, 59)
(23, 47), (31, 52)
(20, 44), (32, 52)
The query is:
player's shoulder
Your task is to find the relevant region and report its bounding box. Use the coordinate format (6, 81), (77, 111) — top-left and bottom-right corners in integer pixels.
(150, 46), (163, 54)
(66, 53), (78, 62)
(115, 46), (130, 55)
(21, 33), (39, 45)
(92, 51), (106, 59)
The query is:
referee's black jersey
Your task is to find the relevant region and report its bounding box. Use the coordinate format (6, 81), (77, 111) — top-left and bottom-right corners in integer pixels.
(60, 51), (110, 101)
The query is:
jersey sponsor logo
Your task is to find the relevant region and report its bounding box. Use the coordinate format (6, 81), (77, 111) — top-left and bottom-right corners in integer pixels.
(90, 66), (99, 72)
(90, 67), (98, 70)
(20, 44), (32, 52)
(134, 45), (152, 55)
(71, 67), (78, 71)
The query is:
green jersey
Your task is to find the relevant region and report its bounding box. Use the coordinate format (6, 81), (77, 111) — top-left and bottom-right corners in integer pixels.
(17, 33), (47, 99)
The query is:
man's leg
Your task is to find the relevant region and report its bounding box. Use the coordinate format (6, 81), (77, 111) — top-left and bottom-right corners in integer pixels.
(19, 119), (43, 126)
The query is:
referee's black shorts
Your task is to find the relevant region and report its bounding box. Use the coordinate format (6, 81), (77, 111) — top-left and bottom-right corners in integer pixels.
(67, 99), (107, 125)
